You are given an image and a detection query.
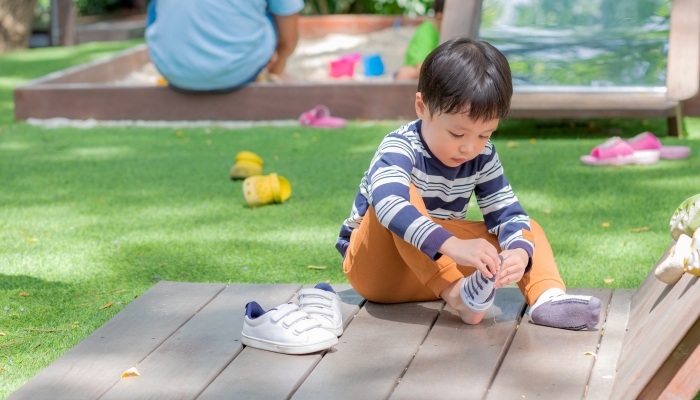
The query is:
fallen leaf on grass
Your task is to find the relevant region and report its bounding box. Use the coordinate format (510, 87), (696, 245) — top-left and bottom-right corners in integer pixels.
(584, 351), (597, 358)
(325, 279), (331, 284)
(0, 339), (27, 348)
(542, 209), (551, 214)
(0, 332), (5, 336)
(620, 241), (626, 247)
(307, 265), (327, 270)
(529, 138), (536, 143)
(19, 292), (29, 297)
(506, 141), (519, 148)
(26, 238), (37, 243)
(122, 366), (140, 378)
(0, 368), (5, 371)
(629, 226), (649, 233)
(24, 328), (65, 333)
(604, 278), (615, 284)
(176, 131), (183, 137)
(602, 222), (610, 228)
(99, 301), (114, 310)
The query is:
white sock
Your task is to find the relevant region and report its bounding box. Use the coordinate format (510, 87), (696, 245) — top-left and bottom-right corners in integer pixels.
(459, 270), (497, 312)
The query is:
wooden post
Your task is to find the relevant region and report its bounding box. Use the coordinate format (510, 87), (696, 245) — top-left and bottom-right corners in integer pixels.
(50, 0), (75, 46)
(439, 0), (482, 43)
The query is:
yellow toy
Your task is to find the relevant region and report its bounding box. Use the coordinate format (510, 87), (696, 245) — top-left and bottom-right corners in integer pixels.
(243, 173), (291, 207)
(230, 151), (264, 179)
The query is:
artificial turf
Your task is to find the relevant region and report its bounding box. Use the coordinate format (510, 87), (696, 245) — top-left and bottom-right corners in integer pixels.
(1, 41), (700, 398)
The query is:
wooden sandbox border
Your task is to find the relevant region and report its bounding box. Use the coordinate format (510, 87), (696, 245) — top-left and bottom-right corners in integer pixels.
(13, 5), (700, 132)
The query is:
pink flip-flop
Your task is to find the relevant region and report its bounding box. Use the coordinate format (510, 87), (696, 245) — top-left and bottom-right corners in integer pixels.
(580, 137), (660, 166)
(626, 132), (691, 160)
(298, 105), (347, 129)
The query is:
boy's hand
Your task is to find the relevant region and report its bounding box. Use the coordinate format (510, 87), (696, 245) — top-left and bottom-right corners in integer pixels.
(494, 248), (529, 289)
(439, 237), (500, 278)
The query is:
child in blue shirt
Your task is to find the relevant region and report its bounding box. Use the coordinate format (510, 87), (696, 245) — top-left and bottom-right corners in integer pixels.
(338, 37), (602, 329)
(146, 0), (303, 91)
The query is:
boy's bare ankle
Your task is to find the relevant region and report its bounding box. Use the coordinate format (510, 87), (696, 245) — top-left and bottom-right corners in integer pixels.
(440, 279), (485, 324)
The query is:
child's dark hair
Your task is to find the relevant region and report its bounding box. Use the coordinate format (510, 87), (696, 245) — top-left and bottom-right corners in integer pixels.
(432, 0), (445, 13)
(417, 36), (512, 121)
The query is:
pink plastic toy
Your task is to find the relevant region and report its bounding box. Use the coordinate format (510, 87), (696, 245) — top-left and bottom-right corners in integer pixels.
(329, 53), (361, 78)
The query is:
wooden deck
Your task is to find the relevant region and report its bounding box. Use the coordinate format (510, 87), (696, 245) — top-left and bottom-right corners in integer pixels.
(8, 249), (700, 400)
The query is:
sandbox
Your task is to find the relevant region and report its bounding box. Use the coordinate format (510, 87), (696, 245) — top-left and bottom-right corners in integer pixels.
(13, 10), (698, 126)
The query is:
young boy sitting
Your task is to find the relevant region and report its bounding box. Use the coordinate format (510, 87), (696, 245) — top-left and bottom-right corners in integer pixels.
(337, 37), (602, 329)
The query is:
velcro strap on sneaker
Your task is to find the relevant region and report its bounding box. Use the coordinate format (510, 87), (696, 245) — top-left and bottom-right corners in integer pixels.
(292, 318), (322, 335)
(297, 288), (334, 301)
(270, 303), (299, 323)
(281, 310), (310, 328)
(298, 296), (333, 309)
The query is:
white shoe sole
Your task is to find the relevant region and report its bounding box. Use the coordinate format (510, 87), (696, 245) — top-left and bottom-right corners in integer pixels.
(241, 333), (338, 355)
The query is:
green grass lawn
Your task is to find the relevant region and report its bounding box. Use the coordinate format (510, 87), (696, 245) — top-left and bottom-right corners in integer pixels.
(1, 41), (700, 398)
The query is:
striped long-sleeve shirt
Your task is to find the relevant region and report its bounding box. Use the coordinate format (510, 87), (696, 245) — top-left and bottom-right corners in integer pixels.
(336, 119), (534, 267)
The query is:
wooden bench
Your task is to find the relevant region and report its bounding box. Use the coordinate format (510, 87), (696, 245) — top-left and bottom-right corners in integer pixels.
(7, 245), (700, 399)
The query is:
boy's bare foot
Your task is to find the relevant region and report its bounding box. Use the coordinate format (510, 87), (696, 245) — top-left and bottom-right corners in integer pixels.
(440, 278), (485, 324)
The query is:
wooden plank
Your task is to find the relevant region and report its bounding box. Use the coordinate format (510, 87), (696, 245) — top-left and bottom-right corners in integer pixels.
(390, 287), (525, 400)
(197, 285), (364, 400)
(291, 300), (444, 400)
(440, 0), (482, 43)
(14, 82), (679, 122)
(610, 273), (700, 400)
(586, 290), (634, 400)
(7, 281), (225, 400)
(487, 288), (612, 400)
(100, 284), (301, 400)
(643, 315), (700, 399)
(14, 82), (419, 122)
(666, 0), (700, 101)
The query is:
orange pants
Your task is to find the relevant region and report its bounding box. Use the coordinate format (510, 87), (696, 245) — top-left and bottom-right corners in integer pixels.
(342, 185), (566, 306)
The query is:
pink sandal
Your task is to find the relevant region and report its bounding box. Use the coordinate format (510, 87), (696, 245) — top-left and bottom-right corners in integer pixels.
(580, 137), (660, 166)
(298, 105), (347, 129)
(626, 132), (691, 160)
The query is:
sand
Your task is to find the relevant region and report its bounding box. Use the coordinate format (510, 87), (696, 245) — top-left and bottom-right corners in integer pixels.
(116, 26), (416, 86)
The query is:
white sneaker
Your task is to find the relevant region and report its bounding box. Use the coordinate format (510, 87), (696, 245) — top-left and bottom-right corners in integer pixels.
(241, 301), (338, 354)
(297, 283), (344, 336)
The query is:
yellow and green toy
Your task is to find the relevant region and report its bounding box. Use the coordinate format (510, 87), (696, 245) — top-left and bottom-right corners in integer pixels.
(655, 194), (700, 284)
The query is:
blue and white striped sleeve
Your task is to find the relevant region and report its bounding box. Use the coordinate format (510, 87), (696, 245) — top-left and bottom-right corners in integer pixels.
(474, 143), (535, 269)
(368, 134), (454, 259)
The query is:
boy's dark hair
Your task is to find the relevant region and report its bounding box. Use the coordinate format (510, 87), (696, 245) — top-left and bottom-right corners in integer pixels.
(417, 36), (512, 121)
(432, 0), (445, 13)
